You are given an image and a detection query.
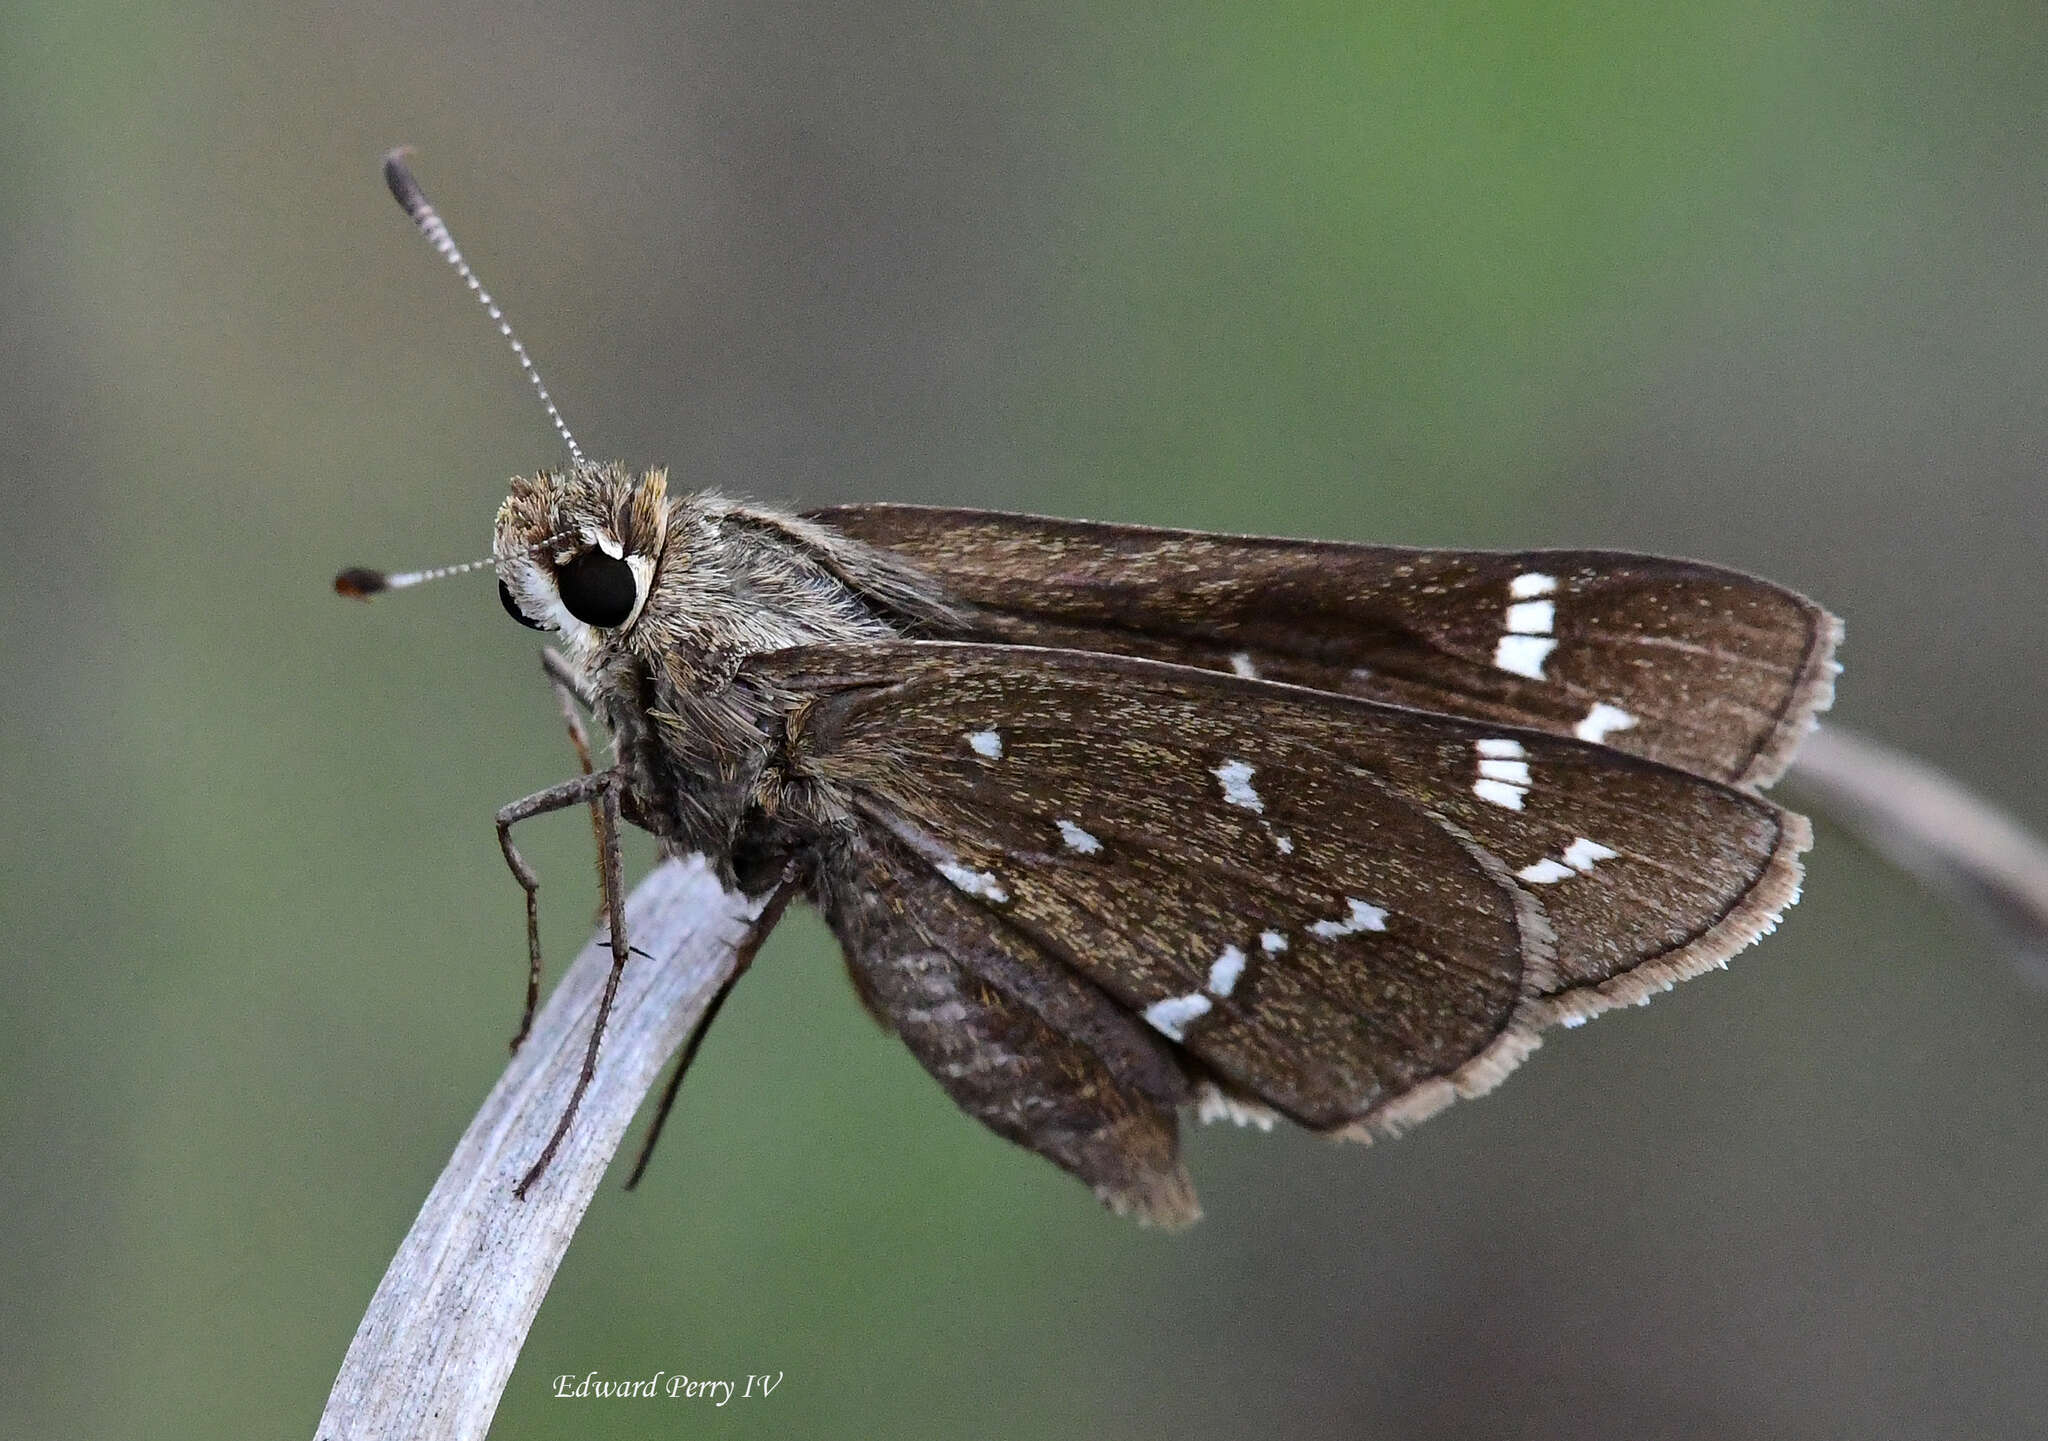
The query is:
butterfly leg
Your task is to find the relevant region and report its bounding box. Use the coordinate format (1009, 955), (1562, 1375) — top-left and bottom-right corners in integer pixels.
(493, 767), (632, 1198)
(622, 885), (796, 1190)
(522, 648), (607, 1052)
(541, 649), (601, 787)
(539, 644), (598, 716)
(499, 763), (591, 1056)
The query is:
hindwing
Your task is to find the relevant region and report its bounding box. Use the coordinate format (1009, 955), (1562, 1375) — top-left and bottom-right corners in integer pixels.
(817, 826), (1202, 1224)
(756, 642), (1807, 1137)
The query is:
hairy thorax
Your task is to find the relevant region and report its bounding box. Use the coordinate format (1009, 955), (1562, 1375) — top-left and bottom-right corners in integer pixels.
(492, 465), (962, 889)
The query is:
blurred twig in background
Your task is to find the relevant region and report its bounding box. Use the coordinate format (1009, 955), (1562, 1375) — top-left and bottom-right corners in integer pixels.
(316, 857), (765, 1441)
(1787, 725), (2048, 989)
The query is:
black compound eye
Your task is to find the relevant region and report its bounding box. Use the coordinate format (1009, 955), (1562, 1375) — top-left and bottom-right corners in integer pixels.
(556, 549), (639, 628)
(498, 578), (553, 631)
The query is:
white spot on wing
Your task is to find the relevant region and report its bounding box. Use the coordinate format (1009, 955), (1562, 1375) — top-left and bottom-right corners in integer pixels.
(1143, 992), (1212, 1041)
(1473, 737), (1533, 808)
(1517, 837), (1619, 886)
(1229, 651), (1260, 679)
(1207, 945), (1247, 998)
(1575, 702), (1638, 745)
(1309, 897), (1388, 938)
(1055, 819), (1102, 854)
(1213, 759), (1264, 813)
(1560, 837), (1620, 872)
(1496, 572), (1561, 678)
(1493, 634), (1558, 680)
(1473, 778), (1526, 810)
(938, 862), (1010, 903)
(1260, 930), (1289, 952)
(1273, 832), (1294, 855)
(966, 729), (1003, 759)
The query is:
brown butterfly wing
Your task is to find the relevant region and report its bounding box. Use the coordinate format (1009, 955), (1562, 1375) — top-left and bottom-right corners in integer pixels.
(817, 825), (1203, 1225)
(806, 504), (1840, 789)
(759, 642), (1805, 1138)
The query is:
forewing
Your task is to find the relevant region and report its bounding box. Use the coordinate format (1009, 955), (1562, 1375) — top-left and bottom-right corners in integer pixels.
(806, 504), (1839, 789)
(758, 643), (1807, 1136)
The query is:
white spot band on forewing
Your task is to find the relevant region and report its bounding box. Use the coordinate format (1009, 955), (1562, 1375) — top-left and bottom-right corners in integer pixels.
(1516, 858), (1575, 884)
(1575, 702), (1637, 745)
(1309, 897), (1389, 938)
(1207, 945), (1247, 998)
(1473, 738), (1531, 809)
(1142, 992), (1212, 1041)
(966, 729), (1003, 759)
(1260, 930), (1289, 952)
(1479, 758), (1531, 787)
(1473, 779), (1526, 810)
(1213, 759), (1264, 813)
(1493, 634), (1558, 681)
(1495, 573), (1560, 679)
(1055, 819), (1102, 854)
(938, 862), (1010, 903)
(1229, 652), (1260, 678)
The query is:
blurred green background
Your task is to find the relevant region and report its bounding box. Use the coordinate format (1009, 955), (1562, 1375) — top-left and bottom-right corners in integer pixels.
(5, 2), (2045, 1437)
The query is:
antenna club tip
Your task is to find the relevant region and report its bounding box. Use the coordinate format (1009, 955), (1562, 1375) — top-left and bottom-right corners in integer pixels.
(382, 146), (423, 209)
(334, 567), (390, 600)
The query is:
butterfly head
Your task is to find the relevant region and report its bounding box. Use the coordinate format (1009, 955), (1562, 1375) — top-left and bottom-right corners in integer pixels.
(493, 464), (670, 642)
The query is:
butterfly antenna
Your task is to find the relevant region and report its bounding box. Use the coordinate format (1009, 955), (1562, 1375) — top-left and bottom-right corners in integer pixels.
(335, 530), (578, 601)
(383, 147), (587, 470)
(334, 555), (497, 599)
